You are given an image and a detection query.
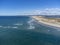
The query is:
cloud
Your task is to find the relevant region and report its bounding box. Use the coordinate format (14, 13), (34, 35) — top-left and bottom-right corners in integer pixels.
(20, 8), (60, 15)
(0, 8), (60, 15)
(33, 8), (60, 15)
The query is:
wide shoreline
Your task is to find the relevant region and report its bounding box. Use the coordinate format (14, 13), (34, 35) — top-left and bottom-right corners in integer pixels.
(32, 16), (60, 28)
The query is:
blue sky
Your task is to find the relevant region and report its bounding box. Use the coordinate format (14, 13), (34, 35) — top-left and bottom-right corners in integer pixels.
(0, 0), (60, 15)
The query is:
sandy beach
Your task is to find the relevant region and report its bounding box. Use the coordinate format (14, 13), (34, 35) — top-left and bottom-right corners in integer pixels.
(32, 16), (60, 28)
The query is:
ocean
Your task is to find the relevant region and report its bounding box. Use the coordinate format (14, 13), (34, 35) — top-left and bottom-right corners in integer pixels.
(0, 16), (60, 45)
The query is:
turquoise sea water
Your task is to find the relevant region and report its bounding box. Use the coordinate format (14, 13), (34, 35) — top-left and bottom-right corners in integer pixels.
(0, 16), (60, 45)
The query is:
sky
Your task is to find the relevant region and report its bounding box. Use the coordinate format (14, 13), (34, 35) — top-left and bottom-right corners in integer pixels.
(0, 0), (60, 15)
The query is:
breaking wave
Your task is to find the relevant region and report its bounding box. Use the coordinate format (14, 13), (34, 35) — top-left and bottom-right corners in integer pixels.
(13, 23), (23, 26)
(27, 18), (35, 29)
(27, 25), (35, 29)
(0, 26), (18, 29)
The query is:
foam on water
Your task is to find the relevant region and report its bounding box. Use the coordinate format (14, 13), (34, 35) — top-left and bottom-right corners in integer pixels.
(0, 25), (18, 29)
(48, 25), (60, 31)
(11, 26), (18, 29)
(47, 30), (50, 32)
(27, 25), (35, 29)
(27, 18), (35, 29)
(13, 23), (23, 26)
(0, 26), (3, 27)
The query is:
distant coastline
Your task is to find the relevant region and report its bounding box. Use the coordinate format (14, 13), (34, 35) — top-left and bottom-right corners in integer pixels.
(32, 16), (60, 28)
